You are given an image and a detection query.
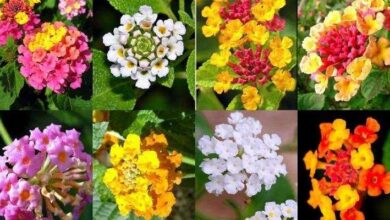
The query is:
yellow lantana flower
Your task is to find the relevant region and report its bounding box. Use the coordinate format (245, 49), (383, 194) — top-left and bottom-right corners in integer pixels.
(219, 19), (244, 49)
(303, 151), (318, 178)
(357, 13), (385, 35)
(14, 12), (29, 25)
(324, 10), (342, 27)
(214, 71), (233, 94)
(302, 37), (317, 52)
(328, 119), (350, 150)
(137, 151), (160, 173)
(103, 133), (182, 219)
(244, 20), (269, 45)
(333, 76), (360, 102)
(269, 36), (293, 68)
(342, 6), (357, 21)
(319, 196), (336, 220)
(251, 0), (285, 22)
(334, 184), (360, 211)
(271, 70), (296, 92)
(300, 53), (323, 74)
(210, 50), (231, 67)
(241, 86), (261, 110)
(110, 144), (124, 166)
(308, 178), (323, 208)
(364, 36), (390, 67)
(347, 57), (372, 81)
(351, 143), (374, 170)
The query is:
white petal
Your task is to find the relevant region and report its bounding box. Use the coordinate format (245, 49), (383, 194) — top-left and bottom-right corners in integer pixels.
(102, 33), (117, 46)
(110, 65), (120, 77)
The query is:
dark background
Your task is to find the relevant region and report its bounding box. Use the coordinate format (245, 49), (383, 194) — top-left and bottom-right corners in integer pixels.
(298, 111), (390, 220)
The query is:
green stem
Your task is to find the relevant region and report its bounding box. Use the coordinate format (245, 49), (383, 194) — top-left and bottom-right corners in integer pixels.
(182, 156), (195, 166)
(179, 0), (185, 11)
(183, 173), (195, 179)
(0, 118), (11, 145)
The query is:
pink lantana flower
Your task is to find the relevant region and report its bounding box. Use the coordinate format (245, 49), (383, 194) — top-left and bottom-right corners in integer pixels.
(58, 0), (87, 20)
(9, 180), (40, 210)
(18, 22), (92, 93)
(0, 0), (40, 45)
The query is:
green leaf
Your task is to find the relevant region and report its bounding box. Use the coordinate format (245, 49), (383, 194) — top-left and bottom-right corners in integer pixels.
(178, 10), (195, 29)
(191, 0), (195, 18)
(226, 95), (243, 110)
(42, 0), (56, 9)
(186, 50), (195, 98)
(51, 95), (91, 110)
(107, 0), (176, 19)
(0, 63), (24, 110)
(383, 132), (390, 171)
(93, 122), (109, 153)
(258, 84), (285, 110)
(298, 93), (325, 110)
(123, 111), (163, 136)
(157, 67), (175, 88)
(92, 49), (137, 110)
(197, 88), (224, 110)
(361, 69), (385, 100)
(93, 161), (115, 203)
(244, 176), (295, 218)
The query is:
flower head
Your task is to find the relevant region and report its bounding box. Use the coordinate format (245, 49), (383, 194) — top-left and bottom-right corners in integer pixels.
(241, 86), (261, 110)
(0, 124), (92, 219)
(103, 133), (182, 219)
(18, 22), (91, 93)
(198, 112), (286, 197)
(103, 6), (186, 89)
(304, 117), (390, 219)
(245, 200), (297, 220)
(58, 0), (86, 20)
(0, 0), (40, 45)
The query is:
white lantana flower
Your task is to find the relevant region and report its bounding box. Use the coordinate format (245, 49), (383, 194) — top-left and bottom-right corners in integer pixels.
(245, 200), (297, 220)
(197, 112), (287, 197)
(102, 5), (186, 89)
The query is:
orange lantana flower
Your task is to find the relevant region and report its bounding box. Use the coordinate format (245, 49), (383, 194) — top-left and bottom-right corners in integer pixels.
(341, 208), (365, 220)
(358, 164), (390, 196)
(349, 117), (380, 147)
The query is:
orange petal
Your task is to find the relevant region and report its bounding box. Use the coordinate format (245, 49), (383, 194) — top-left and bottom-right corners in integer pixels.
(366, 117), (380, 132)
(382, 172), (390, 194)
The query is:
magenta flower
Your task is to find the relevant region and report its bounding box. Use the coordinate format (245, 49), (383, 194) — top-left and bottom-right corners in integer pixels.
(228, 47), (273, 85)
(13, 151), (44, 177)
(47, 138), (73, 172)
(58, 0), (87, 20)
(17, 22), (92, 93)
(0, 124), (92, 219)
(9, 180), (40, 210)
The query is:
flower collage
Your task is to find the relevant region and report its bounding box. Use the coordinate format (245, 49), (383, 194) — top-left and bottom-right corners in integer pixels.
(0, 0), (388, 219)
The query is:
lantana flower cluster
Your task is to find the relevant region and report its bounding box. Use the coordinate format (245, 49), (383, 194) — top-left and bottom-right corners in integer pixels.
(202, 0), (296, 110)
(245, 200), (297, 220)
(197, 112), (287, 197)
(0, 124), (92, 220)
(303, 117), (390, 220)
(58, 0), (86, 20)
(103, 132), (182, 219)
(0, 0), (40, 45)
(103, 5), (186, 89)
(300, 0), (390, 102)
(18, 22), (92, 93)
